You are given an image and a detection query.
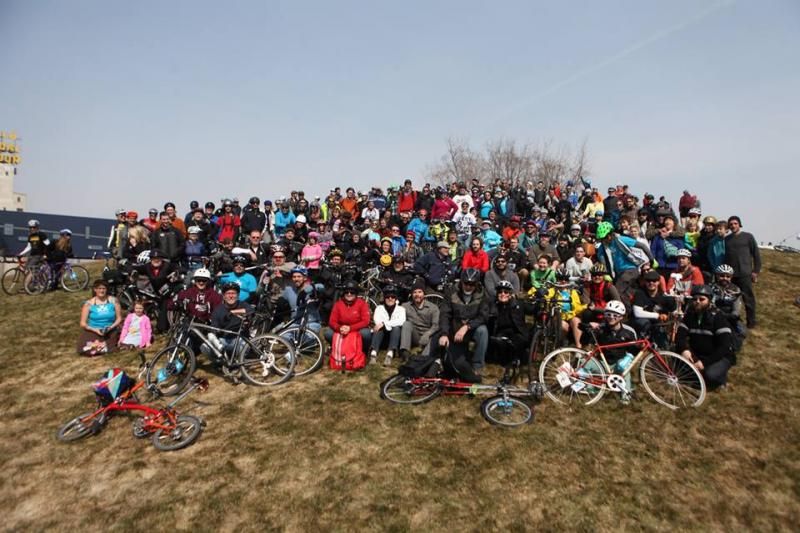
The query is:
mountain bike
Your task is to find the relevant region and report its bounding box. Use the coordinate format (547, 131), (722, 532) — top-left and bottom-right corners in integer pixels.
(56, 353), (207, 451)
(380, 359), (546, 428)
(146, 306), (296, 394)
(24, 261), (90, 295)
(538, 324), (706, 409)
(1, 257), (28, 295)
(525, 281), (573, 381)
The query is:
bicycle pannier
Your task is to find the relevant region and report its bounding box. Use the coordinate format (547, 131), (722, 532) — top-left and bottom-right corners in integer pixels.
(329, 331), (365, 371)
(92, 368), (135, 405)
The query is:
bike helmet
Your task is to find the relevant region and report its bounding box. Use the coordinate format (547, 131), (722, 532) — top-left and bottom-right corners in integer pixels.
(590, 263), (606, 275)
(187, 226), (202, 235)
(149, 249), (164, 259)
(249, 196), (260, 205)
(595, 221), (614, 239)
(59, 228), (72, 236)
(328, 248), (344, 258)
(270, 244), (286, 254)
(691, 284), (713, 298)
(342, 281), (360, 293)
(495, 280), (514, 293)
(555, 270), (570, 282)
(703, 216), (717, 225)
(380, 254), (393, 268)
(232, 255), (248, 265)
(204, 202), (215, 210)
(220, 282), (240, 293)
(688, 207), (702, 216)
(290, 266), (308, 277)
(149, 208), (159, 215)
(114, 209), (126, 216)
(223, 198), (233, 207)
(604, 300), (626, 316)
(715, 264), (734, 276)
(28, 219), (40, 227)
(382, 285), (398, 297)
(136, 250), (151, 263)
(193, 268), (211, 280)
(461, 268), (481, 284)
(189, 200), (199, 209)
(676, 248), (692, 258)
(296, 215), (307, 224)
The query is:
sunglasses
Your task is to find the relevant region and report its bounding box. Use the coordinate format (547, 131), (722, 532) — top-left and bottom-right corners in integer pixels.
(273, 255), (285, 259)
(497, 289), (512, 294)
(343, 290), (357, 295)
(603, 312), (623, 318)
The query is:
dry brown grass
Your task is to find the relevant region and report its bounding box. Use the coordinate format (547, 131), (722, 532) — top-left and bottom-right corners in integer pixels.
(1, 251), (799, 531)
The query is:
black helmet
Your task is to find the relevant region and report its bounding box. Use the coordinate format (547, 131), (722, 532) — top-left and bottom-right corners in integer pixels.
(556, 270), (570, 282)
(461, 268), (481, 284)
(691, 284), (713, 298)
(590, 263), (607, 275)
(220, 282), (240, 293)
(383, 285), (398, 297)
(190, 200), (199, 209)
(496, 280), (514, 294)
(342, 281), (360, 294)
(249, 196), (260, 205)
(205, 201), (215, 209)
(232, 255), (248, 265)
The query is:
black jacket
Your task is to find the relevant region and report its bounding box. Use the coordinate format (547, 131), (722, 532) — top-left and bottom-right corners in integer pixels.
(439, 286), (491, 336)
(676, 306), (734, 365)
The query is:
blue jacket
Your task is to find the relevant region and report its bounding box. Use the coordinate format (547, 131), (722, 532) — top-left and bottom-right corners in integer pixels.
(650, 234), (689, 271)
(219, 271), (258, 302)
(480, 229), (503, 251)
(274, 211), (296, 236)
(407, 218), (430, 244)
(707, 236), (726, 272)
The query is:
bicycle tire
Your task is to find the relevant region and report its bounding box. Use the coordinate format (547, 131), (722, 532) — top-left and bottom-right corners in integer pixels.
(56, 412), (105, 442)
(380, 374), (443, 405)
(279, 326), (325, 376)
(61, 265), (90, 291)
(423, 293), (443, 307)
(639, 351), (706, 409)
(480, 396), (533, 427)
(24, 269), (48, 295)
(145, 345), (197, 396)
(240, 334), (296, 386)
(1, 267), (26, 295)
(539, 347), (606, 406)
(151, 415), (203, 451)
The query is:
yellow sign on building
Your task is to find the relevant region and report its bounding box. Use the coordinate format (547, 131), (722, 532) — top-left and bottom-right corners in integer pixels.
(0, 131), (21, 165)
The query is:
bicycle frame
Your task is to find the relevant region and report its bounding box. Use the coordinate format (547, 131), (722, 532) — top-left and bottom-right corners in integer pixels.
(568, 336), (674, 391)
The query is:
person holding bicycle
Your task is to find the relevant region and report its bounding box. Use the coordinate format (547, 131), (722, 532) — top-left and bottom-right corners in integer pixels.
(631, 270), (677, 344)
(586, 300), (638, 403)
(18, 219), (51, 272)
(676, 285), (735, 391)
(202, 282), (254, 363)
(218, 255), (258, 303)
(47, 229), (74, 290)
(594, 221), (653, 307)
(172, 268), (222, 324)
(282, 266), (322, 333)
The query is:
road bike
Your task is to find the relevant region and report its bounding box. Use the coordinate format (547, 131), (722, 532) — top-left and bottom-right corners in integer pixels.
(146, 306), (296, 394)
(380, 358), (546, 428)
(1, 257), (28, 295)
(24, 260), (90, 295)
(57, 353), (207, 451)
(538, 324), (706, 409)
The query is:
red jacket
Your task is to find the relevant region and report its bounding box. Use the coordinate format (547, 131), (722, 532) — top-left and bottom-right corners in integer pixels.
(329, 297), (370, 331)
(216, 214), (240, 242)
(398, 190), (417, 213)
(461, 249), (490, 273)
(431, 198), (457, 220)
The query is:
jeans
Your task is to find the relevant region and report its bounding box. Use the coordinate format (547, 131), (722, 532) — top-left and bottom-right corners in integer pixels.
(370, 327), (401, 352)
(199, 336), (246, 363)
(702, 358), (732, 390)
(431, 325), (489, 370)
(323, 327), (372, 347)
(399, 322), (432, 355)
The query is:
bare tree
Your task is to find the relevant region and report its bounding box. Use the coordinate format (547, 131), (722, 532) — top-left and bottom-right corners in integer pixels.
(427, 137), (486, 186)
(486, 139), (535, 187)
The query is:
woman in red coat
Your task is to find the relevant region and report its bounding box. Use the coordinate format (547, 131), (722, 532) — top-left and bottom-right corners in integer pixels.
(325, 282), (372, 345)
(461, 237), (490, 273)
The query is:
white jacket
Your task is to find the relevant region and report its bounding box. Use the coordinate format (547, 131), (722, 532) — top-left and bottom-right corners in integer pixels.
(373, 304), (406, 331)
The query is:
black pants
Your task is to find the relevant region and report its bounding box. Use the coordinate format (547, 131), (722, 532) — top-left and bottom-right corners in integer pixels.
(733, 275), (756, 326)
(702, 358), (732, 390)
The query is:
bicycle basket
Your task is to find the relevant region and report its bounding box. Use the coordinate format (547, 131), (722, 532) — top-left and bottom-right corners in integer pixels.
(92, 368), (135, 405)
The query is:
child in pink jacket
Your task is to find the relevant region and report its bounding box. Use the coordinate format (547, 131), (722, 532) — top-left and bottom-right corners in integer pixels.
(119, 301), (153, 349)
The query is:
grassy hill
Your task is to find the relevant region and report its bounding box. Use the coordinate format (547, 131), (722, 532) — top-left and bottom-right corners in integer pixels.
(1, 250), (799, 531)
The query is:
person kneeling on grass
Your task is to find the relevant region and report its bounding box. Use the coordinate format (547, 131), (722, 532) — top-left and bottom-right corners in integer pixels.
(675, 284), (734, 391)
(368, 285), (406, 366)
(586, 300), (638, 404)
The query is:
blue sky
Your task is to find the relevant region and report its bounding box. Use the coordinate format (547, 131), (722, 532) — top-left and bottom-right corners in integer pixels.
(2, 0), (798, 243)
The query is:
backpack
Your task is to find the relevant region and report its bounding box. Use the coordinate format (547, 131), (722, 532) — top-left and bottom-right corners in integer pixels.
(92, 368), (135, 405)
(329, 331), (365, 371)
(398, 354), (440, 378)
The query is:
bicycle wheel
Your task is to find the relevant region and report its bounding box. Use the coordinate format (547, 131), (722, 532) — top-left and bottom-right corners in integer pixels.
(240, 335), (296, 386)
(539, 348), (606, 406)
(480, 396), (533, 427)
(1, 267), (26, 295)
(380, 374), (442, 405)
(145, 345), (197, 396)
(423, 293), (443, 307)
(151, 415), (203, 451)
(279, 326), (325, 376)
(639, 351), (706, 409)
(61, 265), (90, 292)
(56, 412), (105, 442)
(24, 269), (48, 295)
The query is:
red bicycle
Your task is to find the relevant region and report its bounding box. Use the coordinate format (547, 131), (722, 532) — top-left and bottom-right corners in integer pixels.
(57, 353), (208, 451)
(380, 359), (545, 428)
(538, 325), (706, 409)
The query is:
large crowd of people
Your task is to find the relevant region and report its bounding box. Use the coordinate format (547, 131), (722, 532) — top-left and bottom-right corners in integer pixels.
(20, 177), (762, 394)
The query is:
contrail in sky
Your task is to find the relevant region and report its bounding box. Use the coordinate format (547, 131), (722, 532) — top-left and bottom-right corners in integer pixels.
(494, 0), (735, 121)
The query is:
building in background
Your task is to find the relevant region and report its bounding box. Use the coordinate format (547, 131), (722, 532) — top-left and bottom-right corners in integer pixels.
(0, 131), (26, 211)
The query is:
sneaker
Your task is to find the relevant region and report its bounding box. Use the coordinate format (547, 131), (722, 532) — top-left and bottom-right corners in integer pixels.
(383, 351), (394, 367)
(398, 349), (410, 362)
(369, 350), (378, 365)
(620, 393), (631, 406)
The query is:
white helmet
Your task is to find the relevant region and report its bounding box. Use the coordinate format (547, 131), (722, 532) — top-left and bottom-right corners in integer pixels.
(676, 248), (692, 258)
(296, 214), (307, 224)
(688, 207), (702, 216)
(28, 219), (39, 227)
(136, 250), (151, 264)
(193, 268), (211, 280)
(604, 300), (627, 316)
(187, 226), (202, 234)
